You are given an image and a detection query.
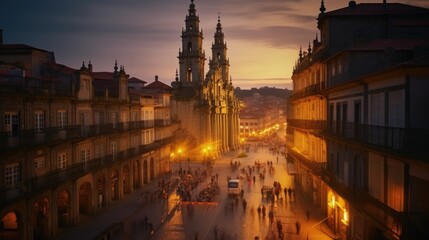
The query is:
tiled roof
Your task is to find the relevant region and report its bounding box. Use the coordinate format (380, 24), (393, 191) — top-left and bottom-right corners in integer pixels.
(324, 3), (429, 17)
(144, 79), (172, 90)
(0, 44), (49, 53)
(128, 77), (146, 84)
(44, 62), (76, 75)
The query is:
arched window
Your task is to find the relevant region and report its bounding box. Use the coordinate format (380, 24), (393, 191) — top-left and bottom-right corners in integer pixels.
(217, 53), (221, 61)
(187, 68), (192, 82)
(187, 42), (192, 52)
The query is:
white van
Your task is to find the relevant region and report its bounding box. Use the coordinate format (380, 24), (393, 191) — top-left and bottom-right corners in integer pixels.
(227, 179), (242, 197)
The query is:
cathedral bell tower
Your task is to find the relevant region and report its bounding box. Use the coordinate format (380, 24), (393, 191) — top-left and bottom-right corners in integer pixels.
(209, 16), (230, 85)
(178, 0), (206, 85)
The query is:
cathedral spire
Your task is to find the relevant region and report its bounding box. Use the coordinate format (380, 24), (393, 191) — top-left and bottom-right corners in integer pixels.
(178, 0), (205, 84)
(114, 60), (118, 73)
(320, 0), (326, 14)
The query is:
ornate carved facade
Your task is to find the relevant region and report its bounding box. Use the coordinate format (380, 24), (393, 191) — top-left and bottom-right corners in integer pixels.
(171, 0), (240, 157)
(0, 35), (176, 239)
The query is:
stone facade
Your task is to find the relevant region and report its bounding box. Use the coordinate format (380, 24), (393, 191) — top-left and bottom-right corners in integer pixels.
(0, 39), (177, 239)
(171, 0), (240, 158)
(287, 1), (429, 239)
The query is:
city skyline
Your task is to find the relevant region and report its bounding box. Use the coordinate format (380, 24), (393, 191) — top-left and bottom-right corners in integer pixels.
(1, 0), (428, 89)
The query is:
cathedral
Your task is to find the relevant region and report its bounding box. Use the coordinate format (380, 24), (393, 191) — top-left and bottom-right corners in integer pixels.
(171, 0), (240, 158)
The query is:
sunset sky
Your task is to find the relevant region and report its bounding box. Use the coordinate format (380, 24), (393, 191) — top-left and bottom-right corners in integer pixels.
(1, 0), (428, 89)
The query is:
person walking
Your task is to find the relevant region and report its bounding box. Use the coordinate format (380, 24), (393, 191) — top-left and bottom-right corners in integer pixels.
(306, 209), (310, 221)
(268, 208), (274, 225)
(284, 187), (288, 200)
(242, 198), (247, 211)
(262, 205), (266, 218)
(295, 220), (301, 234)
(276, 220), (283, 239)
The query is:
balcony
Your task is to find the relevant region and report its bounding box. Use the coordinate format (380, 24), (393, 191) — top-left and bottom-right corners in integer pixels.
(0, 137), (172, 206)
(0, 74), (73, 97)
(328, 121), (429, 154)
(0, 120), (160, 152)
(287, 146), (327, 176)
(287, 119), (326, 131)
(289, 82), (325, 101)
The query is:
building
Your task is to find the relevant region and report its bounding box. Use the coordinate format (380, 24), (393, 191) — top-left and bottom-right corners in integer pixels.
(239, 94), (286, 139)
(287, 1), (429, 239)
(171, 0), (240, 159)
(0, 32), (176, 239)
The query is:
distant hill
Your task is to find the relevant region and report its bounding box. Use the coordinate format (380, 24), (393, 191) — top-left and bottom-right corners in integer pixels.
(234, 86), (292, 100)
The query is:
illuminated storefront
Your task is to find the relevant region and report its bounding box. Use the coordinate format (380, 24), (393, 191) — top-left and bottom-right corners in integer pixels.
(328, 190), (349, 239)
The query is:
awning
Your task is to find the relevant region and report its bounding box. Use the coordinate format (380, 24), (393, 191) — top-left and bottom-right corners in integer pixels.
(287, 162), (297, 175)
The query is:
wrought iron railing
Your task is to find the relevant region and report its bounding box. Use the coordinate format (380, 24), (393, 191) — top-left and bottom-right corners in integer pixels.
(0, 138), (172, 206)
(287, 119), (326, 131)
(328, 121), (428, 153)
(0, 120), (159, 152)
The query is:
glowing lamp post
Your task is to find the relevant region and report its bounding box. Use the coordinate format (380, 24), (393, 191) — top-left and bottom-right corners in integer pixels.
(177, 148), (183, 169)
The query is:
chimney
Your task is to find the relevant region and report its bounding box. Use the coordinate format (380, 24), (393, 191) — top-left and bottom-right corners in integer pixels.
(155, 75), (159, 81)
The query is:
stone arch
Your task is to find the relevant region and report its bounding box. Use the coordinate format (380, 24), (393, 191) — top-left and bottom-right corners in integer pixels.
(150, 157), (155, 181)
(110, 169), (119, 200)
(0, 211), (21, 240)
(96, 174), (107, 208)
(57, 190), (71, 227)
(122, 165), (131, 194)
(143, 160), (148, 184)
(133, 160), (140, 189)
(78, 182), (92, 215)
(32, 197), (49, 240)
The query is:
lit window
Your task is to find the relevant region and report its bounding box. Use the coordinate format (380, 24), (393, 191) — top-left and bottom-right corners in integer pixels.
(5, 163), (20, 186)
(57, 153), (67, 169)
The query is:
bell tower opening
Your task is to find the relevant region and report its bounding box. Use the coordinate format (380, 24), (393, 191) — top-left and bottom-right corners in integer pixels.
(187, 68), (192, 82)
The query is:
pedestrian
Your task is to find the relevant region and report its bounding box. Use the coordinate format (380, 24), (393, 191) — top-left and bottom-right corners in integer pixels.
(284, 187), (288, 200)
(148, 222), (154, 235)
(144, 215), (149, 229)
(275, 188), (280, 200)
(306, 209), (310, 221)
(268, 209), (274, 225)
(295, 220), (301, 234)
(292, 188), (296, 201)
(257, 205), (261, 217)
(276, 156), (278, 164)
(262, 205), (266, 217)
(214, 225), (219, 240)
(277, 220), (283, 239)
(242, 198), (247, 211)
(253, 175), (256, 185)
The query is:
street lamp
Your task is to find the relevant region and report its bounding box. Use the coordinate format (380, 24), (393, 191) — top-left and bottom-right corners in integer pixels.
(177, 148), (183, 170)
